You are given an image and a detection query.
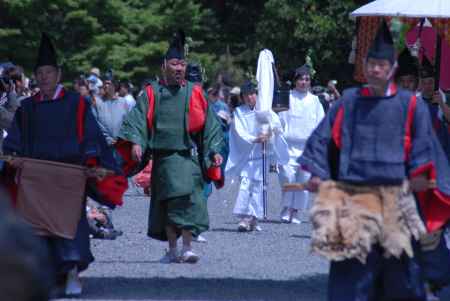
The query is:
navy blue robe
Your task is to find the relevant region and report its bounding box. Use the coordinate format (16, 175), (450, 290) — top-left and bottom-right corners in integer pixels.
(299, 85), (450, 301)
(3, 90), (119, 274)
(423, 99), (450, 163)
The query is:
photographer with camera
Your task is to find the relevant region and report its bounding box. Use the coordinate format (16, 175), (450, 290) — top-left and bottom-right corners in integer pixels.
(0, 64), (26, 153)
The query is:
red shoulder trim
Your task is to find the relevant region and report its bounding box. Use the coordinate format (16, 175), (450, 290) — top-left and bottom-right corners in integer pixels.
(145, 85), (155, 130)
(404, 95), (417, 161)
(331, 106), (344, 149)
(77, 96), (86, 143)
(188, 84), (207, 132)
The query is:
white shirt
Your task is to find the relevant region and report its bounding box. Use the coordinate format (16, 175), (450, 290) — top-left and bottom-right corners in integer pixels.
(123, 94), (136, 109)
(278, 90), (325, 161)
(95, 97), (132, 144)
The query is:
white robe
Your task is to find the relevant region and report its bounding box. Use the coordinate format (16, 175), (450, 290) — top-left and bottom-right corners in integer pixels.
(278, 90), (325, 211)
(226, 104), (288, 219)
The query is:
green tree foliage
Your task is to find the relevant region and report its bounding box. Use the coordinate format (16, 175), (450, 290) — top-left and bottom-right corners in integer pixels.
(204, 0), (362, 86)
(0, 0), (217, 85)
(0, 0), (366, 87)
(255, 0), (360, 85)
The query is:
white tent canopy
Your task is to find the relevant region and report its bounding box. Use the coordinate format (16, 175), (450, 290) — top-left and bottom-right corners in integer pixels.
(350, 0), (450, 19)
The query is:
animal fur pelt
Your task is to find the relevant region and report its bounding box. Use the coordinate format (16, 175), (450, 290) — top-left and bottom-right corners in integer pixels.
(310, 180), (426, 263)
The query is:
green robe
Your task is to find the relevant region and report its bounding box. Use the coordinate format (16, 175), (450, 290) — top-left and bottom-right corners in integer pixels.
(119, 81), (224, 240)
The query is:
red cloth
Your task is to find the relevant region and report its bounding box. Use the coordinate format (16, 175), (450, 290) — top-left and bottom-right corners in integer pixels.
(411, 163), (450, 232)
(115, 139), (139, 176)
(406, 21), (450, 90)
(96, 174), (128, 206)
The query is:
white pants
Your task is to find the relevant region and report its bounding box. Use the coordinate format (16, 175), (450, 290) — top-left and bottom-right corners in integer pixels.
(233, 176), (263, 219)
(278, 162), (311, 212)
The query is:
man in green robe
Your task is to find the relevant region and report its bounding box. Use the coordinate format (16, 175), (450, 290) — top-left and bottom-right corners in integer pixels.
(118, 31), (224, 264)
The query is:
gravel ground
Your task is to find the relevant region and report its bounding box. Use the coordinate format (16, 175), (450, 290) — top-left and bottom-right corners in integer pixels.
(57, 174), (450, 301)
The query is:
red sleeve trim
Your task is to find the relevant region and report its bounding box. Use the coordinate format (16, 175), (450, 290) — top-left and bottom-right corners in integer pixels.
(412, 161), (450, 232)
(86, 157), (98, 167)
(77, 96), (86, 143)
(410, 161), (434, 178)
(188, 84), (207, 133)
(115, 139), (138, 176)
(404, 95), (417, 161)
(331, 106), (344, 149)
(96, 175), (128, 206)
(145, 85), (155, 130)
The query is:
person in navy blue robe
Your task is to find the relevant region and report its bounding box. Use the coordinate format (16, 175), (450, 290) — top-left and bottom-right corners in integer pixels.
(2, 33), (125, 297)
(416, 55), (450, 298)
(299, 21), (450, 301)
(418, 56), (450, 162)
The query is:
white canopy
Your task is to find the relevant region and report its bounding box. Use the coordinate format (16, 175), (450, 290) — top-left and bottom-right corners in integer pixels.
(350, 0), (450, 19)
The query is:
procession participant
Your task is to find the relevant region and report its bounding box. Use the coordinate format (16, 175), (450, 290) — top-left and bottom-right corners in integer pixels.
(186, 65), (230, 244)
(118, 30), (225, 264)
(418, 56), (450, 160)
(2, 33), (126, 297)
(277, 65), (324, 224)
(416, 56), (450, 300)
(395, 47), (419, 92)
(298, 21), (450, 301)
(226, 81), (287, 232)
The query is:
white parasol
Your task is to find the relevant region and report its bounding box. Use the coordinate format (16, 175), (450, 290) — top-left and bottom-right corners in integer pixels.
(255, 49), (275, 130)
(350, 0), (450, 19)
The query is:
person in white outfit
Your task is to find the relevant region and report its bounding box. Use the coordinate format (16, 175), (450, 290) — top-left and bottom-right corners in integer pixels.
(226, 81), (288, 232)
(277, 65), (325, 224)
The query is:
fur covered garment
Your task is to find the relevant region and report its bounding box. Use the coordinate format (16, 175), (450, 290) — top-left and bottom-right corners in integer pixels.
(310, 181), (426, 263)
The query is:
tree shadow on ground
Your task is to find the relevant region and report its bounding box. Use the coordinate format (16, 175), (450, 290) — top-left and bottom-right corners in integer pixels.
(76, 275), (328, 300)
